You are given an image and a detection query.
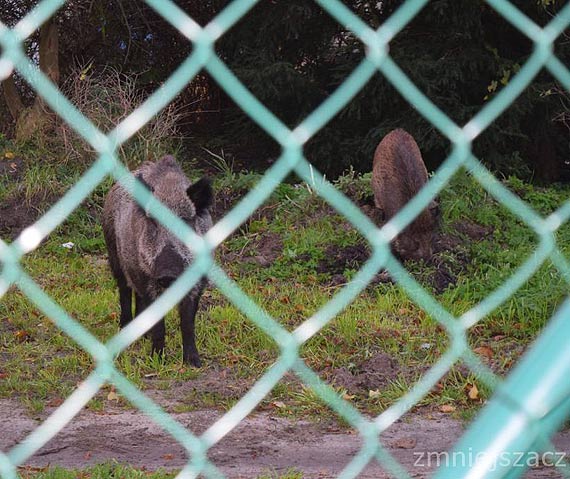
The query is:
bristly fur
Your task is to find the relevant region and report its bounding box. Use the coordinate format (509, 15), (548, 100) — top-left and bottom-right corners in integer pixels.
(371, 129), (438, 260)
(102, 155), (213, 366)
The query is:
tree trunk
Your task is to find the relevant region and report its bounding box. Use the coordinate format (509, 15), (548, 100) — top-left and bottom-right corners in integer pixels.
(39, 19), (60, 86)
(2, 75), (24, 121)
(1, 18), (60, 142)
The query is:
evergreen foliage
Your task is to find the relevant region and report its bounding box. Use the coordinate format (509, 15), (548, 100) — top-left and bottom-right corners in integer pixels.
(215, 0), (570, 179)
(1, 0), (568, 180)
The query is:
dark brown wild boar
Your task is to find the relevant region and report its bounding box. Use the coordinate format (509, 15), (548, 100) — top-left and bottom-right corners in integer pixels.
(371, 129), (438, 260)
(102, 155), (213, 367)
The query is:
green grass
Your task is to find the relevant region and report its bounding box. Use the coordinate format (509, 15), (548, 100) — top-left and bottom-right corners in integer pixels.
(16, 463), (302, 479)
(2, 153), (570, 423)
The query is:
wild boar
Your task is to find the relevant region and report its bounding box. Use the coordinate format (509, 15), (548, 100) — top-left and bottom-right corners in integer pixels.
(371, 129), (439, 260)
(102, 155), (213, 367)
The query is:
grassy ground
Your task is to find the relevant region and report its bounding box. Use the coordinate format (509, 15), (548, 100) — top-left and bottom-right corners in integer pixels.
(2, 140), (570, 424)
(16, 463), (303, 479)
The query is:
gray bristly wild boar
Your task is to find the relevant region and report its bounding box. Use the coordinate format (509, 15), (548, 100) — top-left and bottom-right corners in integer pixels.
(102, 155), (213, 367)
(371, 129), (439, 260)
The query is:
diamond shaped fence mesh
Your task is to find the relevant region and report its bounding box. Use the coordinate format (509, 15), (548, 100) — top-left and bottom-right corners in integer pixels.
(1, 0), (570, 478)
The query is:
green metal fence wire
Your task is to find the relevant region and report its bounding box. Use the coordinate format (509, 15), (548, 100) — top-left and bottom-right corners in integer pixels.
(1, 0), (570, 477)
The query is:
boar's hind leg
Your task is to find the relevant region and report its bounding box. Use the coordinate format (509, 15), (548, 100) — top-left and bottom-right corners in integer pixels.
(136, 293), (166, 359)
(179, 294), (202, 367)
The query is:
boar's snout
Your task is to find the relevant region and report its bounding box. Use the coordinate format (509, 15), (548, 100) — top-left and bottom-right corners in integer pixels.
(154, 244), (185, 288)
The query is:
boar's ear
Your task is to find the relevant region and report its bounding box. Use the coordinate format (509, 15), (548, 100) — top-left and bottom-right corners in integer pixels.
(187, 177), (213, 215)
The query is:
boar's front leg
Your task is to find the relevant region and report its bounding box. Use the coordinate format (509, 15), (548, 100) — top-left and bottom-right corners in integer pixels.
(117, 275), (133, 328)
(136, 293), (166, 359)
(135, 293), (143, 318)
(179, 293), (202, 367)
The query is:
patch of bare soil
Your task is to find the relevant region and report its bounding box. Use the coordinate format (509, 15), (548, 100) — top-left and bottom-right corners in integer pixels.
(220, 231), (284, 269)
(316, 244), (369, 276)
(0, 193), (46, 241)
(2, 398), (566, 478)
(0, 159), (33, 240)
(143, 366), (256, 411)
(326, 353), (404, 394)
(427, 219), (494, 293)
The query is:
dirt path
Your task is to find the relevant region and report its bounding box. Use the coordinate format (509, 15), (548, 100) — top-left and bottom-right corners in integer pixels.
(2, 399), (568, 478)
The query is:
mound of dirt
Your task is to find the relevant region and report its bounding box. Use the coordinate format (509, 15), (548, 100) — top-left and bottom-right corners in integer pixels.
(219, 230), (283, 269)
(0, 194), (46, 240)
(327, 353), (403, 394)
(316, 244), (370, 276)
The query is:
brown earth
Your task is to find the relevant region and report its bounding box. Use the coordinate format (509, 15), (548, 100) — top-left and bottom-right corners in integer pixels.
(2, 397), (567, 478)
(326, 353), (404, 394)
(0, 193), (46, 241)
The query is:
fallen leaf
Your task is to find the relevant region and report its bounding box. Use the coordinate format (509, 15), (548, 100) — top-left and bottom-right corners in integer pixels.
(0, 372), (8, 380)
(14, 330), (31, 342)
(368, 389), (382, 399)
(474, 346), (494, 359)
(271, 401), (287, 409)
(162, 454), (175, 460)
(84, 451), (92, 460)
(393, 437), (417, 449)
(47, 397), (64, 407)
(440, 404), (456, 413)
(107, 390), (119, 401)
(342, 392), (355, 400)
(4, 151), (14, 159)
(468, 383), (479, 400)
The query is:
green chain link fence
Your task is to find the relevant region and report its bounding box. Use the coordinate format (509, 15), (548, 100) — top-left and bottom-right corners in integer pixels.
(1, 0), (570, 477)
